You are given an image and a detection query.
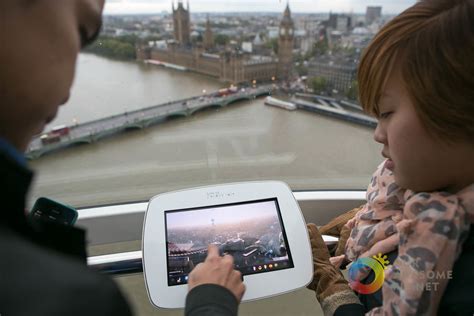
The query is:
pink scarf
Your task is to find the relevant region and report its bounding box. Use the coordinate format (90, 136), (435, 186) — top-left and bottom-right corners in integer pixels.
(346, 160), (474, 315)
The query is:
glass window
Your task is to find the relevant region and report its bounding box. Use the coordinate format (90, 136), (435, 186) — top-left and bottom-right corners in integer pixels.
(29, 1), (415, 208)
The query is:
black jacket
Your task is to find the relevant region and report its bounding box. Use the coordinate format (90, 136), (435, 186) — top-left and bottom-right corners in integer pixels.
(335, 225), (474, 315)
(0, 151), (133, 315)
(0, 151), (238, 316)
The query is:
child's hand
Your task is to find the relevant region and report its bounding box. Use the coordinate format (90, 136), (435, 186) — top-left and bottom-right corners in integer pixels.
(329, 254), (346, 268)
(307, 223), (359, 312)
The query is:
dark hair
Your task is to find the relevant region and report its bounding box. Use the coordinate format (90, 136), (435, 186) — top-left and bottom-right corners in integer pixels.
(358, 0), (474, 142)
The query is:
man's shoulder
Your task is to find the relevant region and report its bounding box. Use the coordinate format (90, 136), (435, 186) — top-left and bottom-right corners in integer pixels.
(0, 226), (132, 315)
(1, 224), (92, 280)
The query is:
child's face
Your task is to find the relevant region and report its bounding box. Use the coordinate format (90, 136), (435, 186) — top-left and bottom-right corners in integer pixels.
(0, 0), (104, 151)
(374, 68), (474, 193)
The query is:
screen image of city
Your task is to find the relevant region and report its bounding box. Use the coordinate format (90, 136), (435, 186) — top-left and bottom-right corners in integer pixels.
(165, 198), (294, 286)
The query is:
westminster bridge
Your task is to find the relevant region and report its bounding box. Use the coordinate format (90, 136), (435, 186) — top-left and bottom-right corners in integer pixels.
(26, 85), (274, 159)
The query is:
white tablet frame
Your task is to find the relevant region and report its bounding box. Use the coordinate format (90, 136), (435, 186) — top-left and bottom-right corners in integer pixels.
(142, 181), (313, 309)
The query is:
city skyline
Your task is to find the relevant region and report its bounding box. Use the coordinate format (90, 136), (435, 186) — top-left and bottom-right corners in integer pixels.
(105, 0), (417, 15)
(166, 200), (279, 229)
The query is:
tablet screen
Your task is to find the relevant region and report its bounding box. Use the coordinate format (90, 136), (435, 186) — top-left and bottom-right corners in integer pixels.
(164, 198), (294, 286)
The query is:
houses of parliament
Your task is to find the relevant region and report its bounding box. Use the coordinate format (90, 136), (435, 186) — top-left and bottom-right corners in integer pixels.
(136, 1), (294, 83)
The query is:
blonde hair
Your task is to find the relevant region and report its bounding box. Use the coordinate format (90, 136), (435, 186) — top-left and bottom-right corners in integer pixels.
(358, 0), (474, 141)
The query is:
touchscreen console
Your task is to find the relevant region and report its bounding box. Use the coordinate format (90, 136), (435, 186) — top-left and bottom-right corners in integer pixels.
(142, 181), (313, 309)
(165, 198), (294, 286)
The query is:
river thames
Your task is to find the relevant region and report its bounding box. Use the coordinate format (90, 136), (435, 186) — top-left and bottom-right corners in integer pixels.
(29, 53), (382, 208)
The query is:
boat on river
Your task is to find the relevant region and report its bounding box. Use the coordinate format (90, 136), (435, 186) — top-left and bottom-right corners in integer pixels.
(264, 96), (297, 111)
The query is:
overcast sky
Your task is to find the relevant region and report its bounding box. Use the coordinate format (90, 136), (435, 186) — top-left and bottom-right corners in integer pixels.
(104, 0), (417, 15)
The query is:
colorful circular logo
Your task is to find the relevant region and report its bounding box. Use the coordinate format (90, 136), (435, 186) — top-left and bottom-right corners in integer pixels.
(348, 254), (388, 294)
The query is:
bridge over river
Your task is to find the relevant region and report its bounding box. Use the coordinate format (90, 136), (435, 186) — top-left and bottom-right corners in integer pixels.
(26, 85), (273, 159)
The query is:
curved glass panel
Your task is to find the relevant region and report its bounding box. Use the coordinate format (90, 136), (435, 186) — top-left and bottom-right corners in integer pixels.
(28, 0), (415, 207)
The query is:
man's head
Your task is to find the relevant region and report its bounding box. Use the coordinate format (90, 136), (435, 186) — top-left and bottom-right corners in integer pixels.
(0, 0), (104, 151)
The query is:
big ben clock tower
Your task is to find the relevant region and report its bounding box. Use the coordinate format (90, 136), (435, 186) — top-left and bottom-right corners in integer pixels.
(278, 3), (294, 81)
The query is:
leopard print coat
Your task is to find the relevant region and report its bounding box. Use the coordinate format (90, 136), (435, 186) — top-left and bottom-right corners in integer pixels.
(345, 160), (474, 315)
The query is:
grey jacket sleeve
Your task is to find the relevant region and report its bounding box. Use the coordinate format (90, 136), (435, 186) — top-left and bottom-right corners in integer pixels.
(185, 284), (238, 316)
